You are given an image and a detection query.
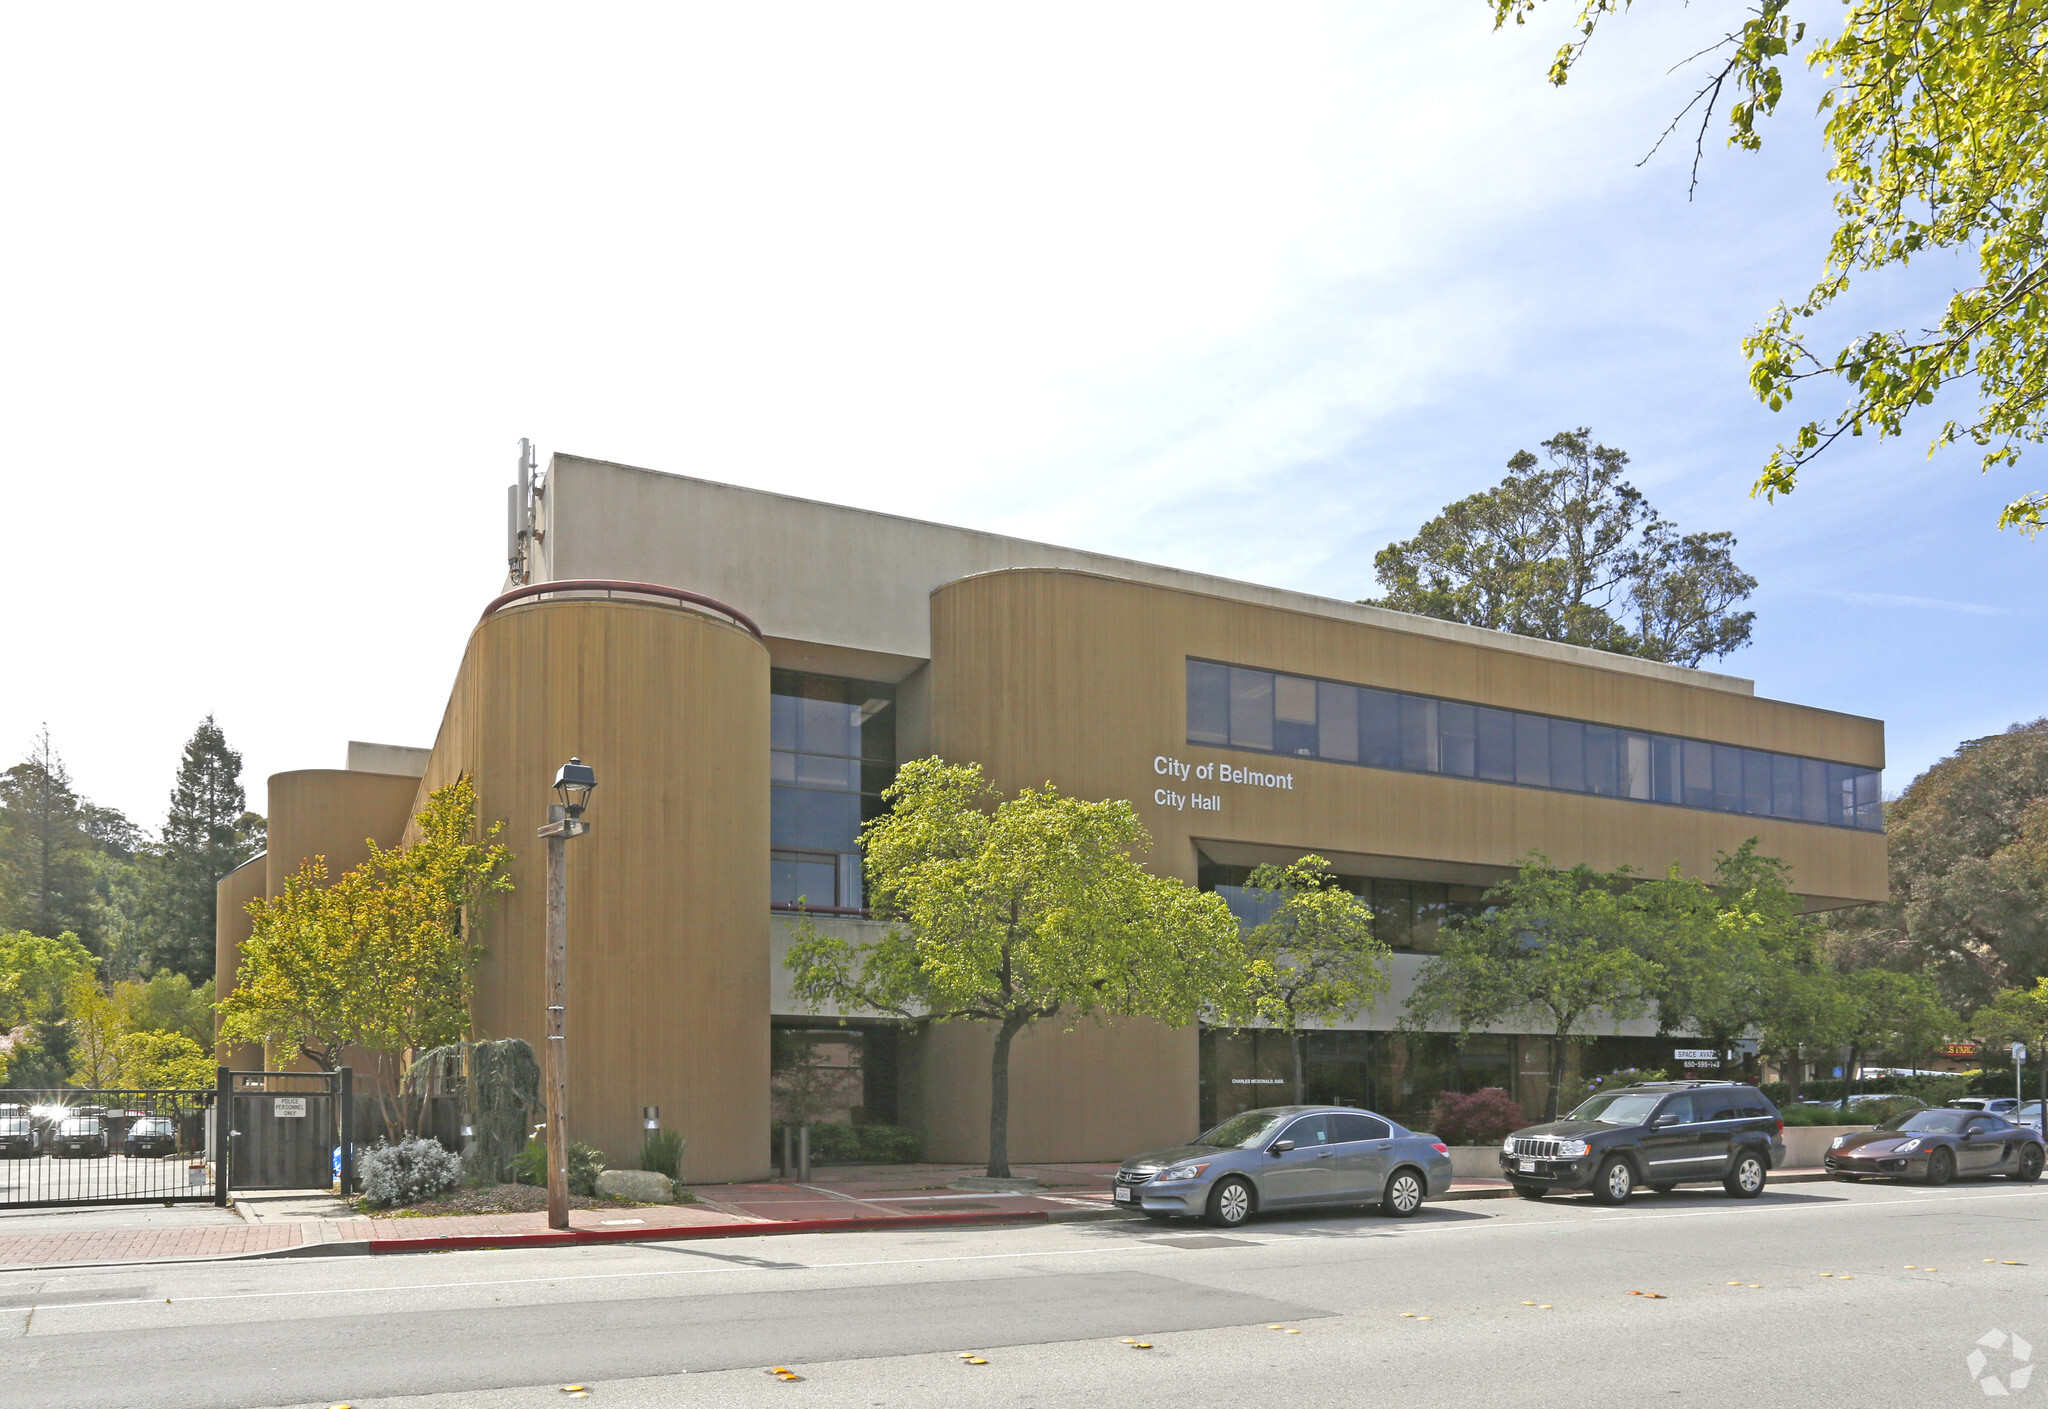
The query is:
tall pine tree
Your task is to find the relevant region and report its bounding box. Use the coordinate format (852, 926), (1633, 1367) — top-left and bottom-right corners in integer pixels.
(0, 728), (107, 947)
(135, 717), (263, 980)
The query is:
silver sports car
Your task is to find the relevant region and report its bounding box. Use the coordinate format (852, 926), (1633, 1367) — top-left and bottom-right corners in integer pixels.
(1116, 1105), (1455, 1228)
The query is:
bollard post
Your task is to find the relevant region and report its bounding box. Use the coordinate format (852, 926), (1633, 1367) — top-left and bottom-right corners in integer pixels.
(798, 1125), (811, 1183)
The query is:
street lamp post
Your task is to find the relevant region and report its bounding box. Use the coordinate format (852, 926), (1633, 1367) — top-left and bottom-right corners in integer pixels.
(538, 756), (596, 1231)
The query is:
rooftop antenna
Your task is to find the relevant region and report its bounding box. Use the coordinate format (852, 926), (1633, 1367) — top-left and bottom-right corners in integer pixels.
(507, 438), (539, 583)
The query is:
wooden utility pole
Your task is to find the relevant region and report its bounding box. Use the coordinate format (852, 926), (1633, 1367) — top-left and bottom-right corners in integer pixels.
(539, 804), (584, 1230)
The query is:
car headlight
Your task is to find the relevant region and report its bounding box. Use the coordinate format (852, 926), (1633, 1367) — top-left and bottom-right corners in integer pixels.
(1554, 1139), (1590, 1158)
(1894, 1139), (1922, 1154)
(1159, 1161), (1211, 1182)
(1502, 1137), (1516, 1153)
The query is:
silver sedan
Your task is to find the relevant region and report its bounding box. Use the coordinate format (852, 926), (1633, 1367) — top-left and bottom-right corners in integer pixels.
(1116, 1105), (1454, 1228)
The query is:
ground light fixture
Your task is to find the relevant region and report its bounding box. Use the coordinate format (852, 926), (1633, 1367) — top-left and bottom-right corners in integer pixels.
(538, 757), (596, 1229)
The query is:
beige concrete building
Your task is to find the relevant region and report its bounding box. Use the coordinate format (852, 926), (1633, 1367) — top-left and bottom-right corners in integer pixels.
(220, 453), (1886, 1182)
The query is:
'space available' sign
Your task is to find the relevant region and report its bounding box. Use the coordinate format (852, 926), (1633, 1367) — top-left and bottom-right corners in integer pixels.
(1150, 754), (1295, 813)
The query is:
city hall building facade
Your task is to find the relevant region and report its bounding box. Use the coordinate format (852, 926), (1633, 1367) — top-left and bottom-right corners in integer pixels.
(217, 454), (1888, 1183)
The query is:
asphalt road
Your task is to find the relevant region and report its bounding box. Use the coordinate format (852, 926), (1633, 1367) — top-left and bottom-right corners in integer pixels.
(2, 1179), (2043, 1408)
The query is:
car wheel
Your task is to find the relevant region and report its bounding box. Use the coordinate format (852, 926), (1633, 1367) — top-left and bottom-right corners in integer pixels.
(1724, 1151), (1767, 1199)
(1925, 1147), (1956, 1186)
(1380, 1169), (1425, 1218)
(1591, 1156), (1635, 1205)
(1513, 1184), (1547, 1200)
(1205, 1176), (1255, 1228)
(2010, 1145), (2044, 1183)
(1649, 1183), (1677, 1194)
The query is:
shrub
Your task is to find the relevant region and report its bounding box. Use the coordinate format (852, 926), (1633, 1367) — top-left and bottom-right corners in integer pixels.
(1427, 1089), (1528, 1146)
(358, 1137), (463, 1208)
(512, 1139), (608, 1196)
(641, 1129), (687, 1195)
(801, 1122), (924, 1164)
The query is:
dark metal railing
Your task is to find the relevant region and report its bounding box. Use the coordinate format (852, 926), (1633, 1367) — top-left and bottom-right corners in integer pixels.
(0, 1088), (218, 1210)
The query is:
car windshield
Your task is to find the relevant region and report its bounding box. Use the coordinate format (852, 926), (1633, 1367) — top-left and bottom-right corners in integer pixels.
(1884, 1109), (1970, 1133)
(57, 1119), (99, 1135)
(0, 1120), (29, 1134)
(135, 1120), (174, 1133)
(1195, 1110), (1290, 1149)
(1566, 1091), (1667, 1125)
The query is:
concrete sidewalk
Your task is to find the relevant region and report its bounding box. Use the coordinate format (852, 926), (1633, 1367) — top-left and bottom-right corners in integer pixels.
(0, 1164), (1831, 1269)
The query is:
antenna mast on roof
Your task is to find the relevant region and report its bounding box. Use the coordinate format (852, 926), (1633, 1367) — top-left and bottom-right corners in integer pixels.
(506, 437), (541, 586)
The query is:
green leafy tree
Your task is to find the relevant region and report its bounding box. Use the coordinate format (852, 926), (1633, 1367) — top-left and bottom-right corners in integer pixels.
(218, 778), (511, 1132)
(65, 973), (126, 1088)
(1372, 430), (1756, 665)
(0, 729), (112, 949)
(1636, 841), (1827, 1081)
(116, 1029), (216, 1089)
(0, 928), (98, 1029)
(785, 759), (1255, 1178)
(1236, 856), (1392, 1102)
(6, 1008), (75, 1089)
(1831, 968), (1958, 1112)
(1971, 980), (2048, 1111)
(1828, 720), (2048, 1006)
(1406, 853), (1660, 1118)
(133, 717), (264, 981)
(111, 971), (217, 1050)
(1492, 1), (2048, 533)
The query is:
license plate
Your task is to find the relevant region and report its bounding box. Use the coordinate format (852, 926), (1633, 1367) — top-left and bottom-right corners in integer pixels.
(1518, 1159), (1536, 1172)
(1115, 1186), (1131, 1202)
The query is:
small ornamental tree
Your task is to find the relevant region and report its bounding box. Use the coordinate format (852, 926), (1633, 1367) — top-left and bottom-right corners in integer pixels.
(1429, 1088), (1528, 1146)
(1406, 853), (1660, 1119)
(1973, 980), (2048, 1111)
(786, 759), (1256, 1179)
(219, 778), (512, 1132)
(1237, 856), (1392, 1103)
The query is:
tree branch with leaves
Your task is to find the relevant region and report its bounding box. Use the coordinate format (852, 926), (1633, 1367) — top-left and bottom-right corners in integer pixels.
(785, 759), (1256, 1178)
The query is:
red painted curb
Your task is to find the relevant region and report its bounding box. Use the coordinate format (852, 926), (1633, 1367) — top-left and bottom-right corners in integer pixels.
(366, 1208), (1051, 1254)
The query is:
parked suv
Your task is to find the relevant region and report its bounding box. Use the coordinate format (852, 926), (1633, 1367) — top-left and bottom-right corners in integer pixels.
(1501, 1082), (1786, 1204)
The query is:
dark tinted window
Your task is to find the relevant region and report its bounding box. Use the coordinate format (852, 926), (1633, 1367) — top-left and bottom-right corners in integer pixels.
(1281, 1114), (1332, 1146)
(1184, 659), (1881, 831)
(1657, 1095), (1696, 1124)
(1329, 1113), (1390, 1142)
(1733, 1093), (1770, 1119)
(1694, 1090), (1738, 1121)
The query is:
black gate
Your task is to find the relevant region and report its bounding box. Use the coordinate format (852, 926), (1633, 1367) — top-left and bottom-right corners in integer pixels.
(0, 1086), (218, 1209)
(224, 1068), (354, 1194)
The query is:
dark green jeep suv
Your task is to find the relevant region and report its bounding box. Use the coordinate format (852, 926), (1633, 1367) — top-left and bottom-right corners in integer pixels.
(1501, 1082), (1786, 1204)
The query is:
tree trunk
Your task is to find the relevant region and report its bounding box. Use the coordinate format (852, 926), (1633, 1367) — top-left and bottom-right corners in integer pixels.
(986, 1014), (1027, 1179)
(1548, 1027), (1570, 1120)
(1839, 1043), (1860, 1115)
(1292, 1031), (1306, 1105)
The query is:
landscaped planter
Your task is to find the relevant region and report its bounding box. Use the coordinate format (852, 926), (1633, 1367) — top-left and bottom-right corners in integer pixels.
(1448, 1146), (1507, 1180)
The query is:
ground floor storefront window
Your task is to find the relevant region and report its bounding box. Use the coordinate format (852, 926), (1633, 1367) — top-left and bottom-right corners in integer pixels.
(1198, 1028), (1687, 1131)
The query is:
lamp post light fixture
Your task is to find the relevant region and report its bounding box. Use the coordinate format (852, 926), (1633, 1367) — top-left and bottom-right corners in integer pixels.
(538, 756), (596, 1230)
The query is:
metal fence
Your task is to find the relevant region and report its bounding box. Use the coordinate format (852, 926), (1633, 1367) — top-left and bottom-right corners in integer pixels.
(0, 1086), (218, 1209)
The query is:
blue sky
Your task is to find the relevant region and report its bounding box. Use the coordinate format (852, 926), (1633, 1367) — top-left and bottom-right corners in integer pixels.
(3, 4), (2038, 829)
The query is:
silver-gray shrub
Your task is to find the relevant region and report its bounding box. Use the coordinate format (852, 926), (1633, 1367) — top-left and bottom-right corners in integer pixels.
(358, 1137), (463, 1207)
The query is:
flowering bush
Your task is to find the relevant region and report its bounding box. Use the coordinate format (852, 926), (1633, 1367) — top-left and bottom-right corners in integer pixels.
(1427, 1088), (1530, 1146)
(358, 1137), (463, 1208)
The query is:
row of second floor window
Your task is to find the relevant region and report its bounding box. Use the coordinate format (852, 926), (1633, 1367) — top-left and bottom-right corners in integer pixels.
(1186, 659), (1883, 832)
